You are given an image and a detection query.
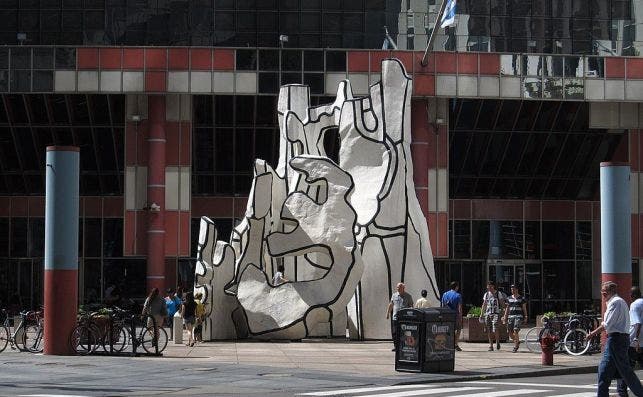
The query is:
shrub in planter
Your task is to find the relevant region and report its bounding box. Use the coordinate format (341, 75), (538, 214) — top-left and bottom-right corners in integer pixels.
(461, 306), (509, 342)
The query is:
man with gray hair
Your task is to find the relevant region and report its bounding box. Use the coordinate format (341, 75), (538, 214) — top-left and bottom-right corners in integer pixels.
(587, 281), (643, 396)
(386, 282), (413, 352)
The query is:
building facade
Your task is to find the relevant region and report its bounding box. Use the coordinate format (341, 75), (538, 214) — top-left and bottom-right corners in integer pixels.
(0, 0), (642, 321)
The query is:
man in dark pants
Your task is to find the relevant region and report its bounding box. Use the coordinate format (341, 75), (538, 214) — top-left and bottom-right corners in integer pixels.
(587, 281), (643, 397)
(617, 286), (643, 396)
(386, 282), (413, 352)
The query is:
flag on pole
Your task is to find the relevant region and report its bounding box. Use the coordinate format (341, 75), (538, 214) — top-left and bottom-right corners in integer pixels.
(440, 0), (457, 28)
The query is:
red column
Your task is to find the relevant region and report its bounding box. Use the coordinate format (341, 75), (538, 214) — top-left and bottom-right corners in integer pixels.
(147, 96), (166, 293)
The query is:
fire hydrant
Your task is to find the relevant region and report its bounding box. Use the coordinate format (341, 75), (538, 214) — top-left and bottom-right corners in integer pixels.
(540, 334), (557, 366)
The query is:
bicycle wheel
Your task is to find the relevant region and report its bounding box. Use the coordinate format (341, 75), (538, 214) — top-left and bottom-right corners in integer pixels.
(102, 325), (129, 353)
(141, 326), (168, 354)
(24, 325), (44, 353)
(0, 325), (9, 353)
(70, 324), (99, 355)
(563, 328), (590, 356)
(524, 327), (543, 353)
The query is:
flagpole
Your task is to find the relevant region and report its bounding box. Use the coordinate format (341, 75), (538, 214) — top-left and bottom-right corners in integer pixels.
(421, 0), (449, 67)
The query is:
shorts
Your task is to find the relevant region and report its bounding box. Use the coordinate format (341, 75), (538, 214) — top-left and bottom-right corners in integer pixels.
(183, 316), (196, 326)
(507, 315), (523, 332)
(485, 313), (499, 333)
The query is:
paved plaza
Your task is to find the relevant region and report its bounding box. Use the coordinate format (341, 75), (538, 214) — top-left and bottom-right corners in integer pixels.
(0, 337), (602, 396)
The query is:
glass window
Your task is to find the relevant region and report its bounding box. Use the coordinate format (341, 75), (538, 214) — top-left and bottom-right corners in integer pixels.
(542, 221), (574, 259)
(103, 258), (146, 300)
(325, 51), (346, 72)
(33, 71), (53, 91)
(525, 221), (539, 259)
(10, 218), (28, 257)
(303, 73), (323, 94)
(460, 261), (484, 308)
(256, 96), (277, 125)
(235, 96), (254, 125)
(259, 49), (279, 71)
(543, 261), (574, 299)
(453, 220), (470, 259)
(576, 260), (592, 300)
(236, 49), (257, 71)
(82, 258), (102, 304)
(55, 48), (76, 69)
(258, 72), (279, 93)
(83, 218), (101, 257)
(0, 218), (9, 257)
(575, 221), (591, 260)
(103, 218), (123, 257)
(472, 220), (490, 259)
(28, 218), (44, 257)
(281, 50), (301, 71)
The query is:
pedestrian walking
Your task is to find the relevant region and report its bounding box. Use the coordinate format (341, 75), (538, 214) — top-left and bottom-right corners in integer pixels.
(481, 281), (507, 351)
(587, 281), (643, 397)
(181, 291), (198, 347)
(386, 282), (413, 351)
(142, 287), (167, 342)
(194, 292), (205, 343)
(617, 286), (643, 396)
(415, 289), (431, 308)
(441, 281), (463, 351)
(503, 284), (527, 353)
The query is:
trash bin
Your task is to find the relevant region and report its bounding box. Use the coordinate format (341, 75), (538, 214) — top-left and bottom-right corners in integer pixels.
(395, 307), (456, 373)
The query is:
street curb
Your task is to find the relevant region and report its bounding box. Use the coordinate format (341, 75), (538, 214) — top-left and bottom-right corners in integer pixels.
(395, 365), (598, 385)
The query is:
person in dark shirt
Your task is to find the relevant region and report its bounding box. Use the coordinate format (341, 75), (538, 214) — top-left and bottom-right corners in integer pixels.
(503, 284), (527, 353)
(181, 292), (198, 347)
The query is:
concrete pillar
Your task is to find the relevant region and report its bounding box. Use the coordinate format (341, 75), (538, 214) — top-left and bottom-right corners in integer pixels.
(147, 96), (166, 293)
(600, 162), (632, 302)
(44, 146), (79, 355)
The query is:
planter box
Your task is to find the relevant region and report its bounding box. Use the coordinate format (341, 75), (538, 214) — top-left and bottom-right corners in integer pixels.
(461, 317), (509, 342)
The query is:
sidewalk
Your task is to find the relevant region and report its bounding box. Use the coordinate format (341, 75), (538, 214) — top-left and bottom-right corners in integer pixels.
(161, 337), (601, 382)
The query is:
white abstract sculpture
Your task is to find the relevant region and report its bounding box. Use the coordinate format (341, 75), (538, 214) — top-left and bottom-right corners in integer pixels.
(195, 58), (439, 340)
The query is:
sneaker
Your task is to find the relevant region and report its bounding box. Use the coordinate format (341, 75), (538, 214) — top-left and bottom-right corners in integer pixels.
(455, 345), (462, 352)
(512, 346), (519, 353)
(496, 342), (501, 350)
(488, 346), (494, 351)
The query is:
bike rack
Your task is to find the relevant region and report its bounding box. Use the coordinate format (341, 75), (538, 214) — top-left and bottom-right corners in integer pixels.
(75, 310), (163, 357)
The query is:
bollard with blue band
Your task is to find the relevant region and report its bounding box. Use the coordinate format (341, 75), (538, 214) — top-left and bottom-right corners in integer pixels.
(44, 146), (79, 355)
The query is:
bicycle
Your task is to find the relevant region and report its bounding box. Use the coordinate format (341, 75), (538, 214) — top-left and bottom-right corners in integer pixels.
(99, 310), (167, 355)
(131, 313), (168, 354)
(562, 312), (602, 356)
(0, 309), (44, 353)
(69, 310), (105, 355)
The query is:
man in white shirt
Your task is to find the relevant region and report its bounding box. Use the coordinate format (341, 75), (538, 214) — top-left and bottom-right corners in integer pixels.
(587, 281), (643, 397)
(617, 286), (643, 396)
(386, 282), (413, 351)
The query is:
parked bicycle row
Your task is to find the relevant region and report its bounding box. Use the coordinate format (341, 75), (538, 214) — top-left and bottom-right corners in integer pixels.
(69, 306), (167, 356)
(523, 310), (602, 356)
(0, 308), (44, 354)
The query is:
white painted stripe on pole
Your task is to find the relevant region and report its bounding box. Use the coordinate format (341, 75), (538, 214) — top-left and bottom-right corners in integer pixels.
(360, 387), (488, 397)
(298, 385), (433, 396)
(449, 389), (548, 397)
